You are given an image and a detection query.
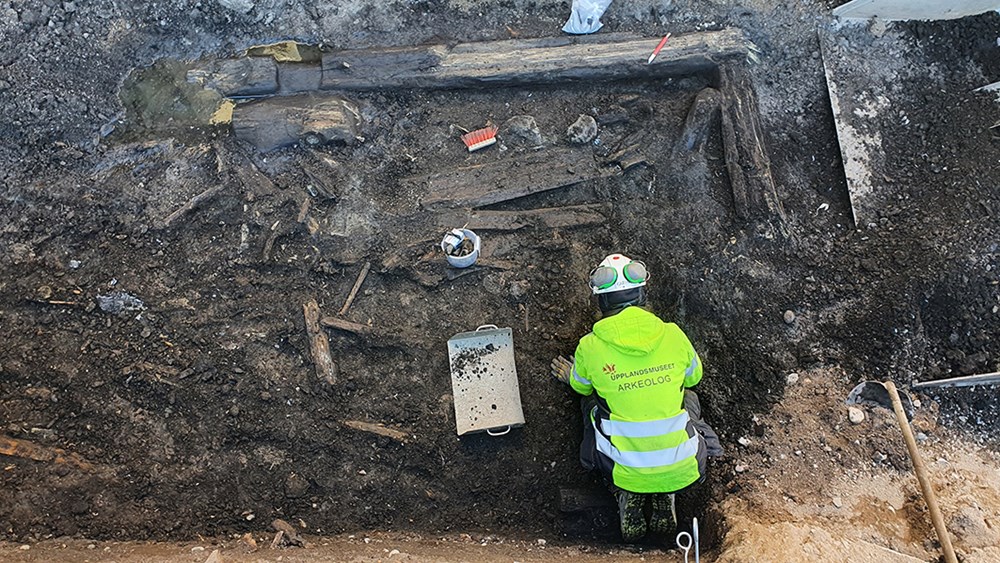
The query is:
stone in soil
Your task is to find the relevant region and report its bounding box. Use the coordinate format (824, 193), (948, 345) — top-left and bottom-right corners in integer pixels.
(502, 115), (543, 146)
(848, 406), (865, 424)
(566, 114), (597, 144)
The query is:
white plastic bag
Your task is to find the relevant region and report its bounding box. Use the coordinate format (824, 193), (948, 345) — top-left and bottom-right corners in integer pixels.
(562, 0), (613, 35)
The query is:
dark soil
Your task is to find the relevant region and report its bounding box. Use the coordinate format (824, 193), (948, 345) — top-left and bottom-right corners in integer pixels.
(1, 0), (998, 552)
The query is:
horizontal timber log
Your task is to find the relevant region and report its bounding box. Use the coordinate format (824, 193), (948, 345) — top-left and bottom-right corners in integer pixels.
(321, 28), (749, 90)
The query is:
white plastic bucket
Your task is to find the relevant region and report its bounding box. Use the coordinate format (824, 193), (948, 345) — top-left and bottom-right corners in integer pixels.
(440, 228), (481, 268)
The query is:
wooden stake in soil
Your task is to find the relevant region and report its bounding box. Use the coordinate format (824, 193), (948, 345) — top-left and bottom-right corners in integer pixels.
(302, 299), (338, 385)
(338, 261), (371, 316)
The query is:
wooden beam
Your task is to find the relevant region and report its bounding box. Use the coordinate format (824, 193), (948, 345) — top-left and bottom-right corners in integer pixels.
(412, 148), (613, 210)
(321, 29), (749, 91)
(0, 434), (94, 472)
(232, 94), (362, 152)
(303, 299), (338, 385)
(186, 57), (278, 97)
(434, 204), (611, 231)
(720, 64), (788, 231)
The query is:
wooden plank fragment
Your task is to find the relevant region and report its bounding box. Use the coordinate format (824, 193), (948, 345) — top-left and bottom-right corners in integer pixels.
(0, 434), (94, 472)
(232, 94), (362, 152)
(320, 316), (374, 337)
(434, 204), (611, 231)
(338, 262), (371, 316)
(342, 420), (410, 443)
(321, 29), (750, 90)
(413, 148), (612, 210)
(720, 64), (788, 231)
(186, 57), (278, 97)
(303, 299), (338, 385)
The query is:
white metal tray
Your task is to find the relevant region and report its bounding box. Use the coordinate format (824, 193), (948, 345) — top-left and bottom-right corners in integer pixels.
(447, 324), (525, 436)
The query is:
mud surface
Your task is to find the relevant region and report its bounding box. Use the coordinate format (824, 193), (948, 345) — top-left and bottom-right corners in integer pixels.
(1, 0), (999, 554)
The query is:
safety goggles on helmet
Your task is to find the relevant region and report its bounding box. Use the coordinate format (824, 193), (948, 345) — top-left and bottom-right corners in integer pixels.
(589, 253), (648, 294)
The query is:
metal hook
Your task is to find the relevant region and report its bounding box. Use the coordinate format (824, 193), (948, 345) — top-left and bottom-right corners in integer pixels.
(676, 531), (692, 563)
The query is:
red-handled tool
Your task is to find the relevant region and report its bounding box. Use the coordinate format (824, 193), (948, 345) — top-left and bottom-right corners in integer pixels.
(647, 32), (672, 65)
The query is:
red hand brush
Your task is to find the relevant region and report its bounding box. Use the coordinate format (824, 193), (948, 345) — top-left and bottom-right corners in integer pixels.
(461, 125), (499, 152)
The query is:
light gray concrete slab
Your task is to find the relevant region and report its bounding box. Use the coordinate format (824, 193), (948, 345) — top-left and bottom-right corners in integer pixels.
(833, 0), (1000, 21)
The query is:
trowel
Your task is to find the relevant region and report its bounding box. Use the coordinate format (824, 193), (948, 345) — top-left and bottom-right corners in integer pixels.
(845, 380), (957, 563)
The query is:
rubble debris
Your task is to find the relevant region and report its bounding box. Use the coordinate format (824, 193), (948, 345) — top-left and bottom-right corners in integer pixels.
(302, 299), (338, 386)
(338, 262), (372, 316)
(271, 518), (305, 547)
(232, 94), (362, 152)
(566, 114), (598, 144)
(0, 433), (94, 472)
(96, 291), (145, 314)
(216, 0), (255, 14)
(501, 115), (544, 146)
(342, 420), (411, 443)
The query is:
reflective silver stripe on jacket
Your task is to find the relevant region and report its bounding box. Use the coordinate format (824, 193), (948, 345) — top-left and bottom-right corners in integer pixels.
(600, 410), (690, 438)
(573, 364), (591, 386)
(593, 421), (700, 468)
(684, 355), (699, 379)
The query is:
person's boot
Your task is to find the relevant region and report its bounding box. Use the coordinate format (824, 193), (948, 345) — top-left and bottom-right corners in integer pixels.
(649, 493), (677, 536)
(616, 490), (647, 542)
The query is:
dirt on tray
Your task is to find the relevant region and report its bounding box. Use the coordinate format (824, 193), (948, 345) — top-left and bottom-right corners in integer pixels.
(1, 0), (1000, 561)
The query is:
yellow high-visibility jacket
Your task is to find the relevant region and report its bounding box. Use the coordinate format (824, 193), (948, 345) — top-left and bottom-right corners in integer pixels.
(571, 306), (704, 493)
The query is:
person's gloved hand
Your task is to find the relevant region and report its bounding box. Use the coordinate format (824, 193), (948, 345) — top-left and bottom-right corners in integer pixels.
(550, 355), (574, 385)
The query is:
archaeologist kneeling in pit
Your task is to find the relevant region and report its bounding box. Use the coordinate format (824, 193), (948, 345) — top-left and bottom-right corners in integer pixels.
(551, 253), (723, 542)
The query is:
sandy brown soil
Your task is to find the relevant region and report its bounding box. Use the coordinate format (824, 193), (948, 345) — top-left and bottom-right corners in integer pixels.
(2, 0), (1000, 561)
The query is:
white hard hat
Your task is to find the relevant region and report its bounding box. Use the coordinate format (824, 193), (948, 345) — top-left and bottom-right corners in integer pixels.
(589, 253), (648, 295)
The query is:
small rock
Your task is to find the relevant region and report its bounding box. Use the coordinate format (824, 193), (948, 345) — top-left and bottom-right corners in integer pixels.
(735, 464), (747, 473)
(783, 310), (796, 324)
(191, 546), (205, 552)
(869, 17), (888, 38)
(68, 259), (82, 269)
(916, 432), (928, 443)
(140, 326), (152, 338)
(566, 114), (598, 144)
(87, 544), (96, 549)
(205, 549), (223, 563)
(737, 436), (751, 447)
(96, 291), (145, 314)
(285, 472), (310, 498)
(872, 451), (887, 463)
(389, 549), (401, 557)
(36, 285), (53, 300)
(848, 406), (865, 424)
(786, 372), (799, 385)
(502, 115), (543, 146)
(832, 496), (843, 508)
(216, 0), (254, 13)
(536, 539), (547, 546)
(19, 545), (30, 551)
